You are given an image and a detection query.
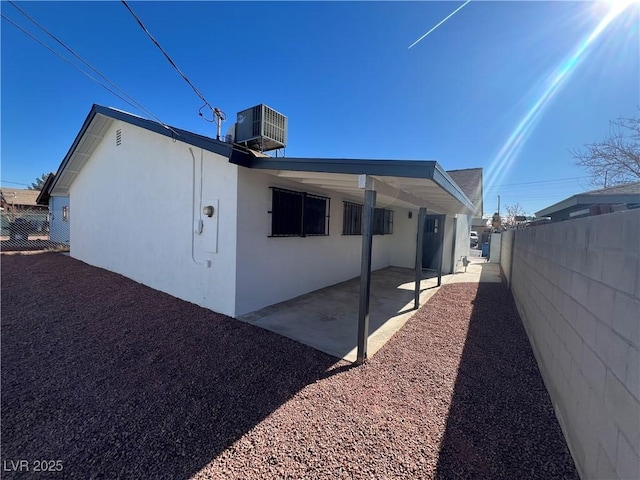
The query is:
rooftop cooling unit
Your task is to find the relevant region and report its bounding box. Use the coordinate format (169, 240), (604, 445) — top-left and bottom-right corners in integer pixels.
(235, 104), (287, 152)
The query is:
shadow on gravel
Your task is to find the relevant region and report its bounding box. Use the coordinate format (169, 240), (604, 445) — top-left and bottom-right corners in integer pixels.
(434, 282), (579, 479)
(1, 254), (341, 480)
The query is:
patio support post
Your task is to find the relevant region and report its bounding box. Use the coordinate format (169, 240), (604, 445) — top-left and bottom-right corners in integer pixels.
(414, 207), (426, 309)
(357, 188), (376, 364)
(437, 215), (445, 286)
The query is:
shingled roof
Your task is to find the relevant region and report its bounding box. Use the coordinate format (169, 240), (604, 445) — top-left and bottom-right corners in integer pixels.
(0, 188), (41, 208)
(446, 168), (483, 217)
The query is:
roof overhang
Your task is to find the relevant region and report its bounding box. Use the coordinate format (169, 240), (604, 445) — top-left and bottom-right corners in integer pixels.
(49, 105), (234, 196)
(48, 104), (477, 216)
(35, 173), (55, 205)
(230, 153), (477, 215)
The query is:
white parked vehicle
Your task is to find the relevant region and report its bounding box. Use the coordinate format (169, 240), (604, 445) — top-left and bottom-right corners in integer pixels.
(470, 230), (479, 248)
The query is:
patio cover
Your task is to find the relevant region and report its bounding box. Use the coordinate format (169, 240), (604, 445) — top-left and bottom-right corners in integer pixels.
(231, 150), (478, 362)
(230, 152), (476, 217)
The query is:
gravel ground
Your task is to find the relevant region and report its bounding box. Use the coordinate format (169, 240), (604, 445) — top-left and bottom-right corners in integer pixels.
(1, 253), (578, 479)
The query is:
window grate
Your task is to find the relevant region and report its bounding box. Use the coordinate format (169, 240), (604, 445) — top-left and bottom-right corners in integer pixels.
(270, 187), (330, 237)
(343, 201), (363, 235)
(343, 201), (393, 235)
(374, 207), (394, 235)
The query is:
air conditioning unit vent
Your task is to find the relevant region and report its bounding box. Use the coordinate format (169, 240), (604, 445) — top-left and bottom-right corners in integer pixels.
(235, 104), (287, 152)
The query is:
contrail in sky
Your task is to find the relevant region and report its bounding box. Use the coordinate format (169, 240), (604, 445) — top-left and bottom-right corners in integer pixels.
(408, 0), (471, 49)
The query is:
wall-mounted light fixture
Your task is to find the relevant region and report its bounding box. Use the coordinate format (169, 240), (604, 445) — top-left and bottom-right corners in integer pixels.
(408, 211), (413, 219)
(203, 205), (215, 218)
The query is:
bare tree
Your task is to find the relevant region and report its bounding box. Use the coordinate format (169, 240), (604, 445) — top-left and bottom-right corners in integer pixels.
(502, 203), (526, 228)
(572, 116), (640, 188)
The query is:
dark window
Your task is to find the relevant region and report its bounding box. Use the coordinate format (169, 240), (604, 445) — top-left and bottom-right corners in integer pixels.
(270, 187), (329, 237)
(342, 201), (393, 235)
(342, 202), (363, 235)
(374, 207), (394, 235)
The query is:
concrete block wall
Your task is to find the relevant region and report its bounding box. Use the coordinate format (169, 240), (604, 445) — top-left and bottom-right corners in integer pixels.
(500, 230), (514, 288)
(489, 232), (502, 264)
(501, 210), (639, 480)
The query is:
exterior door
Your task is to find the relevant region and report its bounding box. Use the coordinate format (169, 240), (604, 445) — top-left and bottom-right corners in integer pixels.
(422, 215), (445, 270)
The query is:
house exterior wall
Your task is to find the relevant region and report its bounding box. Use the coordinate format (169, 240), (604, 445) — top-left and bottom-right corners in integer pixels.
(389, 206), (417, 269)
(440, 216), (453, 274)
(499, 211), (640, 480)
(69, 120), (239, 317)
(449, 214), (471, 273)
(49, 195), (70, 244)
(234, 168), (417, 316)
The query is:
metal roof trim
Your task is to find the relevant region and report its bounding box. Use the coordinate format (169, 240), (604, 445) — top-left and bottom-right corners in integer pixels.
(230, 155), (476, 214)
(536, 192), (640, 217)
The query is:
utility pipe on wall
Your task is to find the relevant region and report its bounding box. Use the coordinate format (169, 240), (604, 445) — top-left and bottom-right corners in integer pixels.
(189, 147), (210, 268)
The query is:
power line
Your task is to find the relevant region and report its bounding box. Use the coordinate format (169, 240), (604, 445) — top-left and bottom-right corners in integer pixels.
(1, 14), (130, 102)
(120, 0), (224, 123)
(1, 180), (30, 186)
(484, 175), (589, 188)
(4, 2), (178, 137)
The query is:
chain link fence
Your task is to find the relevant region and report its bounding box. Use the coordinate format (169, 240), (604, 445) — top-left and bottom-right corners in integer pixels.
(1, 210), (69, 252)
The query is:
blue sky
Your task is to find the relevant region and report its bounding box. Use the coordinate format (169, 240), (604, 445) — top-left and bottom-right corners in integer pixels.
(2, 1), (638, 216)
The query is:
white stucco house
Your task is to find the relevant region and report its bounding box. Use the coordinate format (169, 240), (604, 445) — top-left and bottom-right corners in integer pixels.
(46, 104), (480, 360)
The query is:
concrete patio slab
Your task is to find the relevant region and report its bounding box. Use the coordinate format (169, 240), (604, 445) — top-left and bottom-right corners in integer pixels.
(239, 258), (503, 362)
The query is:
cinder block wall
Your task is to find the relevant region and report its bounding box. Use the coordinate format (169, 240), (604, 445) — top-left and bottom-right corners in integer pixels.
(501, 210), (639, 480)
(501, 230), (514, 288)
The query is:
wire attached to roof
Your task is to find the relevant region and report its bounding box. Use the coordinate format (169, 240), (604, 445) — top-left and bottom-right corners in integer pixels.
(1, 180), (30, 186)
(3, 3), (179, 137)
(120, 0), (226, 127)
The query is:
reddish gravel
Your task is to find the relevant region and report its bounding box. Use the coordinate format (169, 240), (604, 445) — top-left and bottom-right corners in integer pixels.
(1, 253), (578, 479)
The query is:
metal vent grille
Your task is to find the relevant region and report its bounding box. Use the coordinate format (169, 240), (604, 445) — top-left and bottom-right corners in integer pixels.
(116, 129), (122, 146)
(235, 104), (287, 152)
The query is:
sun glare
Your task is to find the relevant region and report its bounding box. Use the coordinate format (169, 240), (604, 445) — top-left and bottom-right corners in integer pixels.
(604, 0), (638, 16)
(483, 0), (637, 195)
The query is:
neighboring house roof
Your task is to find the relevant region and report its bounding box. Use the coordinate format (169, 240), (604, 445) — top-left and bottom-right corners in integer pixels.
(36, 173), (56, 205)
(582, 182), (640, 196)
(446, 168), (483, 217)
(535, 181), (640, 218)
(0, 188), (42, 208)
(50, 104), (478, 216)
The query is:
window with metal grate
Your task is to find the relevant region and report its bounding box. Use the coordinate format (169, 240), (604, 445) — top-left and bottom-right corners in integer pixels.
(343, 201), (363, 235)
(343, 201), (393, 235)
(270, 187), (330, 237)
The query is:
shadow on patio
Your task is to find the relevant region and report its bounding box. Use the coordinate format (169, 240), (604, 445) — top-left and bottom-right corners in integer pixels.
(239, 267), (444, 362)
(1, 253), (341, 480)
